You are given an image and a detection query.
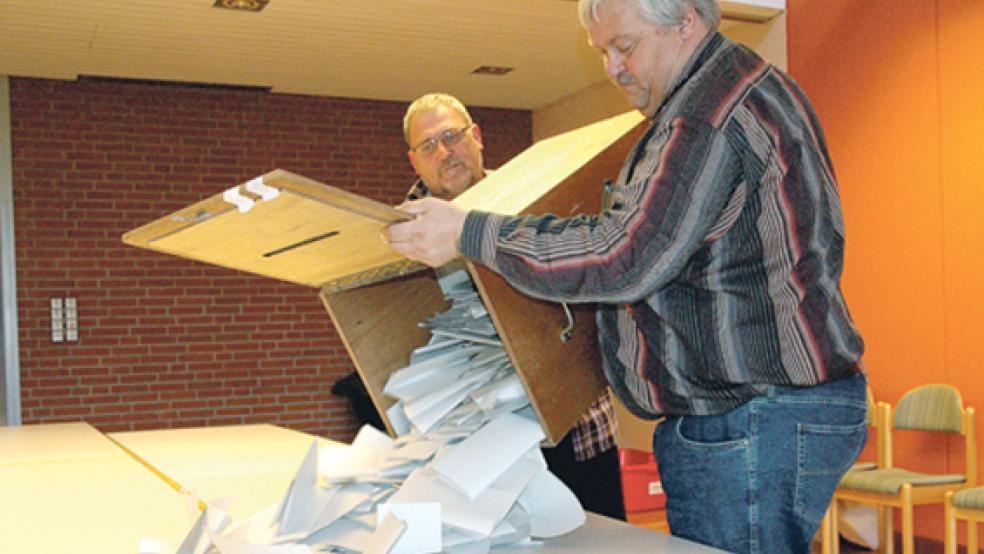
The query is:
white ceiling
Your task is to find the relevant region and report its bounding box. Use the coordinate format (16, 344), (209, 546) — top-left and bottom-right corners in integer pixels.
(0, 0), (769, 111)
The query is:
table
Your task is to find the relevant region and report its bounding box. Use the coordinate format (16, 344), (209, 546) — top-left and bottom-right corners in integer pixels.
(110, 424), (724, 552)
(0, 423), (192, 554)
(0, 421), (121, 465)
(503, 513), (726, 553)
(108, 423), (337, 520)
(2, 422), (724, 553)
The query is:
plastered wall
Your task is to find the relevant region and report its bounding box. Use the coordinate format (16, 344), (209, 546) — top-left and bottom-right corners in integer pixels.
(789, 0), (984, 544)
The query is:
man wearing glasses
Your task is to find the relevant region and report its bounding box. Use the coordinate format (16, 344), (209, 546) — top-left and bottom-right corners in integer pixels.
(404, 94), (486, 201)
(401, 92), (626, 521)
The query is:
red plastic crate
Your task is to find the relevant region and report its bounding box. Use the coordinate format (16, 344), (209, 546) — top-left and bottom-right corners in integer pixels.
(619, 448), (666, 512)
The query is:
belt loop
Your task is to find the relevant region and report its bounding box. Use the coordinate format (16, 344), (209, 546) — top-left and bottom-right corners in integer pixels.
(767, 385), (777, 400)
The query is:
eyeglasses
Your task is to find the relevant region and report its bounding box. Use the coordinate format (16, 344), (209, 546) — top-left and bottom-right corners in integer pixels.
(409, 126), (470, 157)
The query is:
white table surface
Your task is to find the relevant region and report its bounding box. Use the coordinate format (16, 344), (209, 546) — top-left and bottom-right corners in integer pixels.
(2, 422), (724, 553)
(503, 512), (727, 553)
(0, 423), (192, 554)
(0, 421), (123, 465)
(110, 423), (725, 553)
(108, 423), (336, 520)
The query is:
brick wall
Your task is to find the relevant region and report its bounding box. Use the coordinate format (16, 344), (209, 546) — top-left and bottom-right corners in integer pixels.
(9, 77), (531, 440)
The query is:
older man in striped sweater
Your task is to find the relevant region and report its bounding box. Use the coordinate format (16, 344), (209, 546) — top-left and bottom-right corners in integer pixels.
(386, 1), (867, 552)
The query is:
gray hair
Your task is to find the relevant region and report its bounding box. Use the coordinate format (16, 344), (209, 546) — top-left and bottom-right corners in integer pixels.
(403, 93), (474, 145)
(578, 0), (720, 30)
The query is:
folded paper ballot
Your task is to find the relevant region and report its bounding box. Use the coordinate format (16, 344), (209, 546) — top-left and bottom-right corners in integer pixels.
(429, 413), (545, 501)
(148, 270), (585, 553)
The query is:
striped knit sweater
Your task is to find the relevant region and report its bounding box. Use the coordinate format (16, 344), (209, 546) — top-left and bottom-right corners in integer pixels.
(458, 32), (864, 418)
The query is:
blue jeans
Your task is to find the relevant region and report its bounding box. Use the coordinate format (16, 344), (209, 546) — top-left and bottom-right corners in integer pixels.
(654, 373), (867, 553)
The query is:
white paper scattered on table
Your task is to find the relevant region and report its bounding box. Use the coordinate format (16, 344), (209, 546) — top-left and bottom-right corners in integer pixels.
(377, 502), (442, 554)
(430, 413), (545, 500)
(365, 512), (407, 554)
(147, 269), (585, 553)
(519, 467), (587, 538)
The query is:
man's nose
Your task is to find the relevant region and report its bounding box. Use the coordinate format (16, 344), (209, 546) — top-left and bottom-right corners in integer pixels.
(605, 53), (624, 83)
(435, 141), (453, 159)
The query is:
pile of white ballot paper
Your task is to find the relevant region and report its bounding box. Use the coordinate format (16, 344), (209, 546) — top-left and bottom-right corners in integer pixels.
(142, 269), (585, 554)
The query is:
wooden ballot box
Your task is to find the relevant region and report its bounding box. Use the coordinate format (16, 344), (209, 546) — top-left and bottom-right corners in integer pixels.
(123, 111), (646, 445)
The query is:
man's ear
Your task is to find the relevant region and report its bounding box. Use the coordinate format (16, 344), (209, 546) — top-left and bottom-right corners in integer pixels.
(407, 150), (421, 175)
(471, 123), (484, 150)
(677, 4), (699, 39)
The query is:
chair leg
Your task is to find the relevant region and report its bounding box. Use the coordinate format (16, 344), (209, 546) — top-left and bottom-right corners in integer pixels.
(820, 506), (832, 554)
(883, 505), (894, 554)
(829, 499), (840, 554)
(875, 505), (885, 553)
(945, 492), (956, 554)
(969, 519), (978, 554)
(902, 485), (914, 554)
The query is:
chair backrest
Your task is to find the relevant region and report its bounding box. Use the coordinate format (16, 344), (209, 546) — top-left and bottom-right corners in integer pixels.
(894, 384), (964, 432)
(887, 383), (976, 485)
(863, 385), (892, 468)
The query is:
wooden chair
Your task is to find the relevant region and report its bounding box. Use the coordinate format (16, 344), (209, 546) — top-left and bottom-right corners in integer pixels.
(945, 486), (984, 554)
(831, 384), (976, 554)
(821, 386), (888, 554)
(851, 386), (889, 473)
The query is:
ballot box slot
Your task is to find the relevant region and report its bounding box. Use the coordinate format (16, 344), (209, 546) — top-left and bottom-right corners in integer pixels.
(263, 230), (340, 258)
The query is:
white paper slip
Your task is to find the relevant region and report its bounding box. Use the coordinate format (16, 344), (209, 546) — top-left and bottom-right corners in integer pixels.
(492, 504), (533, 546)
(403, 367), (496, 428)
(378, 458), (423, 479)
(476, 398), (532, 422)
(386, 402), (412, 436)
(489, 448), (545, 498)
(384, 347), (483, 401)
(277, 442), (336, 536)
(517, 468), (585, 538)
(170, 493), (218, 554)
(301, 516), (373, 551)
(225, 504), (281, 545)
(388, 468), (514, 537)
(431, 329), (503, 346)
(441, 527), (489, 552)
(410, 338), (461, 365)
(388, 439), (443, 462)
(429, 413), (545, 500)
(365, 512), (407, 554)
(319, 440), (387, 480)
(469, 373), (526, 411)
(424, 421), (483, 442)
(308, 485), (378, 535)
(377, 502), (442, 554)
(440, 401), (484, 427)
(352, 424), (395, 449)
(467, 301), (488, 319)
(466, 347), (509, 371)
(384, 365), (466, 403)
(436, 267), (473, 295)
(407, 392), (471, 436)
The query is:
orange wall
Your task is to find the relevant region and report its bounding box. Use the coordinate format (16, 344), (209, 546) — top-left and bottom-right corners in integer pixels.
(789, 0), (984, 543)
